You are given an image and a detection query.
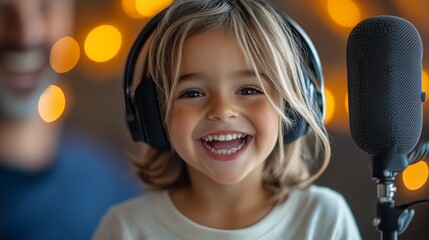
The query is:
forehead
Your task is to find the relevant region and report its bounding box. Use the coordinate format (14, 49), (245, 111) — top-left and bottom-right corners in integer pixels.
(180, 29), (250, 74)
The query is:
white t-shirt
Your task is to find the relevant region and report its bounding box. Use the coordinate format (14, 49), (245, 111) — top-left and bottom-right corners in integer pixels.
(92, 185), (361, 240)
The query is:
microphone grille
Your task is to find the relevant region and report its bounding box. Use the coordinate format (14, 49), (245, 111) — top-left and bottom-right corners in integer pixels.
(347, 16), (423, 155)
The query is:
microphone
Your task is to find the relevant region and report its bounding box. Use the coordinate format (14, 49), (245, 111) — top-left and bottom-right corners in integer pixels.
(347, 15), (423, 158)
(347, 15), (424, 239)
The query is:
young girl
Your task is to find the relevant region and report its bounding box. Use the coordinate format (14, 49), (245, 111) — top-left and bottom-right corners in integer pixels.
(94, 0), (361, 239)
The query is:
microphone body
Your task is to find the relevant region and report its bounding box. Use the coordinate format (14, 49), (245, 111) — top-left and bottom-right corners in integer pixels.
(347, 15), (423, 157)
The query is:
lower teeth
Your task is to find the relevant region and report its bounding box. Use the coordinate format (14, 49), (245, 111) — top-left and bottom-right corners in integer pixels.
(202, 140), (245, 155)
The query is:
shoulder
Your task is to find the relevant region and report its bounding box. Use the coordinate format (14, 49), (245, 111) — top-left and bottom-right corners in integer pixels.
(108, 191), (163, 217)
(285, 185), (362, 239)
(290, 185), (352, 220)
(93, 191), (168, 240)
(295, 185), (347, 207)
(100, 191), (168, 228)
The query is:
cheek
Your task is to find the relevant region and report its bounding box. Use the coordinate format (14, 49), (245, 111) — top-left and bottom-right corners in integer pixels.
(249, 101), (279, 144)
(168, 105), (199, 148)
(50, 1), (75, 38)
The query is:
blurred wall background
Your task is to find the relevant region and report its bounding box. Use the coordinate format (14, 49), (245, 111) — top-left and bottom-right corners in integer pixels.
(46, 0), (429, 239)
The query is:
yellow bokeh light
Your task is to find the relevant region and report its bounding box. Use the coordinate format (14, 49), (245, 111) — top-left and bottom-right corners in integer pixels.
(38, 85), (66, 123)
(84, 25), (122, 63)
(422, 70), (429, 97)
(136, 0), (173, 17)
(324, 88), (335, 124)
(122, 0), (144, 18)
(50, 36), (80, 74)
(403, 160), (429, 190)
(327, 0), (361, 28)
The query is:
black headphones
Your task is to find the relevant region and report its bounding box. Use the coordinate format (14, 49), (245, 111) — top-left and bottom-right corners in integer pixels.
(124, 7), (325, 152)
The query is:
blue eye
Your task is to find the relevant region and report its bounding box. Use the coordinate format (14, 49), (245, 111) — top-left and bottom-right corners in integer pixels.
(238, 86), (263, 95)
(178, 89), (204, 98)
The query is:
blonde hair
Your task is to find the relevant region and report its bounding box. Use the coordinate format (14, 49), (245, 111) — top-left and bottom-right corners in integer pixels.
(135, 0), (331, 203)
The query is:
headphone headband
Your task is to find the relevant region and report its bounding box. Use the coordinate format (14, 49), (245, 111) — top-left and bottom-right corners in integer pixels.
(124, 11), (165, 102)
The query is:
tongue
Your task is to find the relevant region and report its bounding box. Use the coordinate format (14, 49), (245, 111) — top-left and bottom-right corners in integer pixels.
(208, 139), (242, 150)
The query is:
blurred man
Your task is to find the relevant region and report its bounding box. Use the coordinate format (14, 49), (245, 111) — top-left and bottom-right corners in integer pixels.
(0, 0), (142, 239)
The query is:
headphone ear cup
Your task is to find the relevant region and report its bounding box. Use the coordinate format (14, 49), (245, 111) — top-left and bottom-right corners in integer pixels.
(134, 77), (171, 151)
(125, 95), (144, 142)
(283, 72), (317, 144)
(283, 103), (310, 144)
(283, 75), (326, 144)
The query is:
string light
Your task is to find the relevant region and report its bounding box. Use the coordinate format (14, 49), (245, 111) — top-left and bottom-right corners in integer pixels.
(84, 25), (122, 63)
(122, 0), (144, 18)
(345, 93), (349, 113)
(50, 36), (80, 73)
(327, 0), (361, 28)
(135, 0), (173, 17)
(402, 160), (429, 191)
(422, 70), (429, 99)
(324, 88), (335, 124)
(38, 85), (66, 123)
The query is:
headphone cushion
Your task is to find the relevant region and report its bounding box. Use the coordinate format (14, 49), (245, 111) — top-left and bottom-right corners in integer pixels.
(134, 77), (171, 151)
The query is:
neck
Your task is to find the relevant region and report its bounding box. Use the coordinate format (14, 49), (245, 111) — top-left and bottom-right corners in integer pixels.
(0, 115), (61, 171)
(171, 165), (275, 229)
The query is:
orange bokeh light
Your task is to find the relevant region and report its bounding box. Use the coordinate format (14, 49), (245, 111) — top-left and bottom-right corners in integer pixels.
(50, 36), (80, 73)
(327, 0), (361, 28)
(402, 160), (429, 191)
(324, 88), (335, 124)
(38, 85), (66, 123)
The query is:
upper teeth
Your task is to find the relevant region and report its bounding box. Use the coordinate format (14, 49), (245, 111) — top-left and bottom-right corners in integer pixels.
(1, 49), (45, 73)
(202, 133), (245, 142)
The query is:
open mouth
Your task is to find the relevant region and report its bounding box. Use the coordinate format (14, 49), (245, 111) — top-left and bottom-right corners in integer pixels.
(199, 133), (252, 160)
(0, 49), (46, 74)
(0, 49), (49, 97)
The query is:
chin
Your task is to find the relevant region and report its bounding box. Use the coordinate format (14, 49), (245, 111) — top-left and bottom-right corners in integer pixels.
(0, 69), (56, 120)
(208, 171), (249, 186)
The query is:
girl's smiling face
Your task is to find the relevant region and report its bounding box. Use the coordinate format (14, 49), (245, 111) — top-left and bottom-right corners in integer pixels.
(168, 29), (279, 185)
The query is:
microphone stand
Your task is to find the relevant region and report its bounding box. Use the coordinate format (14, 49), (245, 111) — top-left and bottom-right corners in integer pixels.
(372, 150), (415, 240)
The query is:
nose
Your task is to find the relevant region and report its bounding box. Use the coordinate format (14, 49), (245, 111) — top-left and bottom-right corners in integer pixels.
(0, 2), (46, 49)
(207, 94), (239, 121)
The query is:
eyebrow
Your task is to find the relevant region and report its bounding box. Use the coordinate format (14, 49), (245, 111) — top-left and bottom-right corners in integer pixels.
(238, 69), (268, 80)
(178, 73), (202, 82)
(178, 69), (267, 82)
